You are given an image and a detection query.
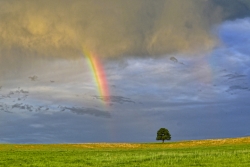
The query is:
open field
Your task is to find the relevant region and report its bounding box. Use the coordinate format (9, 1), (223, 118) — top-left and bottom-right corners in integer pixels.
(0, 137), (250, 166)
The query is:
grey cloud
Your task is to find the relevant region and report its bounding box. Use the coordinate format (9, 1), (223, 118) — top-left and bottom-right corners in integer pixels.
(35, 106), (50, 112)
(170, 57), (178, 63)
(28, 76), (38, 81)
(94, 95), (135, 104)
(0, 87), (112, 117)
(64, 107), (111, 118)
(20, 89), (29, 94)
(30, 124), (44, 128)
(169, 56), (185, 65)
(227, 85), (249, 92)
(11, 103), (33, 111)
(8, 91), (14, 95)
(1, 99), (111, 118)
(12, 103), (23, 109)
(223, 73), (247, 80)
(0, 88), (29, 101)
(0, 103), (11, 113)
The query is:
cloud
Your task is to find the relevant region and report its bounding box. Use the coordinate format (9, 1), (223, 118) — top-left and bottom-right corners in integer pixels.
(0, 0), (249, 63)
(11, 103), (34, 112)
(170, 57), (178, 63)
(1, 0), (250, 80)
(93, 95), (135, 104)
(63, 107), (111, 118)
(0, 86), (112, 117)
(223, 73), (247, 80)
(28, 76), (38, 81)
(227, 85), (249, 92)
(30, 124), (44, 128)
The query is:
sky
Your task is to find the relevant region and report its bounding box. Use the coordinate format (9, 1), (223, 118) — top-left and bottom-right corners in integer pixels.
(0, 0), (250, 143)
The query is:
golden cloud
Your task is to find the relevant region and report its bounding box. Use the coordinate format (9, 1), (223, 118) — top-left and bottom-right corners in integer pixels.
(0, 0), (249, 62)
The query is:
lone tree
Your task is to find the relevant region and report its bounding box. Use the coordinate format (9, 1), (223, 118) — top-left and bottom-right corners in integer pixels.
(156, 128), (171, 143)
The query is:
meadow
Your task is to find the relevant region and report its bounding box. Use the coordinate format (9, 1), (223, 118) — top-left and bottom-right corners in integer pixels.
(0, 137), (250, 167)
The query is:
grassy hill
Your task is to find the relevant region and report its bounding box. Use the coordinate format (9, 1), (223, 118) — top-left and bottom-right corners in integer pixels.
(1, 137), (250, 166)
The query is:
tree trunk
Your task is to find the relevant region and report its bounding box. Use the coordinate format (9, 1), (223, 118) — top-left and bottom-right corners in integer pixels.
(162, 139), (164, 143)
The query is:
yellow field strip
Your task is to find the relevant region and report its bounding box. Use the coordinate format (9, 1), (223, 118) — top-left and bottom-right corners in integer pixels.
(1, 137), (250, 150)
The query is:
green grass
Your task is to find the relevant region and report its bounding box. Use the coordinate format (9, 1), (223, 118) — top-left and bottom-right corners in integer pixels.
(0, 137), (250, 166)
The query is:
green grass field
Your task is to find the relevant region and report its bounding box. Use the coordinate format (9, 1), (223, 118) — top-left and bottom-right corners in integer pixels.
(1, 137), (250, 167)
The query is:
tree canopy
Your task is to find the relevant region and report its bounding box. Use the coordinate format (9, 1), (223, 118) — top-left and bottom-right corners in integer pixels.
(156, 128), (171, 143)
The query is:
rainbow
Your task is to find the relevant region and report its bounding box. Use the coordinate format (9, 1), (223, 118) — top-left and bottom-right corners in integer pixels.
(83, 50), (110, 106)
